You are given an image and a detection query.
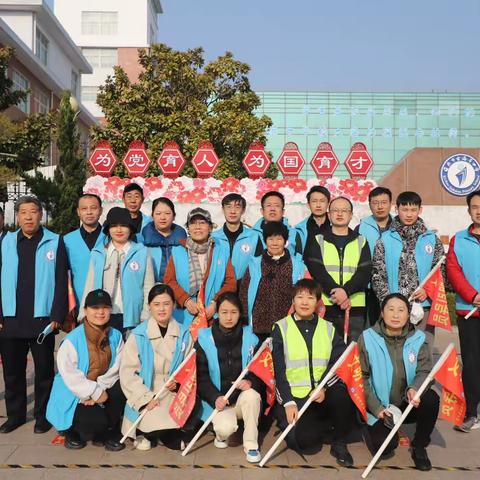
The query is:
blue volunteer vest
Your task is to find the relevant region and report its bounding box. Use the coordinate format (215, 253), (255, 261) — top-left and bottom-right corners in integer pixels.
(149, 247), (163, 282)
(135, 212), (153, 244)
(124, 318), (192, 422)
(358, 215), (392, 257)
(382, 229), (436, 307)
(91, 242), (149, 329)
(246, 253), (306, 323)
(197, 325), (258, 420)
(453, 229), (480, 310)
(211, 226), (259, 280)
(362, 327), (425, 425)
(294, 217), (309, 253)
(171, 241), (230, 325)
(1, 228), (60, 318)
(46, 324), (122, 431)
(64, 228), (106, 307)
(252, 217), (299, 256)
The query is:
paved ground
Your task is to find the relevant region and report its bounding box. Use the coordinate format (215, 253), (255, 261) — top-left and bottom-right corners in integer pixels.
(0, 328), (478, 479)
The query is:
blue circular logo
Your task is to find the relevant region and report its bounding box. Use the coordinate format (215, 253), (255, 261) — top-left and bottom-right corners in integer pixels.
(440, 154), (480, 196)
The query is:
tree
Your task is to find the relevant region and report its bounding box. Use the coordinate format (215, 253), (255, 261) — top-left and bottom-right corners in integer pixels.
(0, 46), (28, 111)
(26, 91), (85, 233)
(93, 44), (277, 179)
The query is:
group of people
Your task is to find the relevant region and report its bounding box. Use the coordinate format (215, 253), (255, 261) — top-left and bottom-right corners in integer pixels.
(0, 180), (479, 471)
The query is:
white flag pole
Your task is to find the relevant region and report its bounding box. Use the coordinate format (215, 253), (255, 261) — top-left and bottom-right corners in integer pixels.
(259, 341), (356, 468)
(465, 307), (478, 320)
(361, 342), (455, 478)
(120, 348), (196, 444)
(408, 256), (445, 302)
(182, 339), (270, 457)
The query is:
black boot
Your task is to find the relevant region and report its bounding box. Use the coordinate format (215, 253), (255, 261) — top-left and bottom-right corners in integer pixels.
(410, 446), (432, 471)
(330, 442), (354, 467)
(65, 429), (86, 450)
(0, 418), (26, 434)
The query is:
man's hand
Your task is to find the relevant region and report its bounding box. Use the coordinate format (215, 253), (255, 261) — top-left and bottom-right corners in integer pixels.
(330, 288), (348, 305)
(285, 404), (299, 424)
(310, 388), (326, 404)
(339, 298), (351, 310)
(411, 288), (427, 302)
(215, 396), (229, 411)
(473, 293), (480, 307)
(96, 390), (108, 404)
(407, 388), (420, 408)
(81, 399), (95, 406)
(377, 409), (391, 420)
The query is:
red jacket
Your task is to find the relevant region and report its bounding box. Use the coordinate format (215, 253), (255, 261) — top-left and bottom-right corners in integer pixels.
(446, 226), (480, 317)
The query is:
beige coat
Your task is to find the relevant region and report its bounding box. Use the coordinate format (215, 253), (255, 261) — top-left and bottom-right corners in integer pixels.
(120, 316), (192, 437)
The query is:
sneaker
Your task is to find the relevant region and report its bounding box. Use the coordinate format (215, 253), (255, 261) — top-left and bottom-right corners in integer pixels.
(214, 437), (228, 449)
(330, 442), (354, 467)
(245, 449), (262, 463)
(410, 446), (432, 471)
(134, 435), (152, 451)
(454, 416), (479, 432)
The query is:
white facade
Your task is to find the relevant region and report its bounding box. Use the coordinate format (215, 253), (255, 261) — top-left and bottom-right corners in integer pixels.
(54, 0), (162, 118)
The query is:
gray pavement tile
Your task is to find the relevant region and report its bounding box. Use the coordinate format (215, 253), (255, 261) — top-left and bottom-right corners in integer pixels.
(0, 445), (17, 463)
(0, 470), (45, 480)
(242, 467), (284, 480)
(41, 468), (145, 480)
(142, 468), (242, 480)
(5, 445), (104, 465)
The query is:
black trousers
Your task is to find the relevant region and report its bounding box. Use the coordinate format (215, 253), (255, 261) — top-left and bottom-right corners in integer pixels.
(71, 381), (126, 440)
(366, 288), (381, 326)
(457, 315), (480, 417)
(326, 312), (366, 342)
(276, 383), (355, 451)
(0, 334), (55, 422)
(366, 389), (439, 454)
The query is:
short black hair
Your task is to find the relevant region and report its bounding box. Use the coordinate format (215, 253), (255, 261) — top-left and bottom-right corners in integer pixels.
(262, 220), (289, 242)
(381, 292), (411, 313)
(216, 291), (243, 315)
(368, 186), (392, 203)
(15, 195), (42, 214)
(152, 197), (176, 217)
(466, 190), (480, 207)
(123, 183), (144, 197)
(306, 185), (331, 203)
(396, 191), (422, 207)
(292, 278), (322, 301)
(221, 193), (246, 210)
(148, 283), (175, 304)
(329, 196), (353, 212)
(77, 193), (102, 208)
(261, 191), (285, 208)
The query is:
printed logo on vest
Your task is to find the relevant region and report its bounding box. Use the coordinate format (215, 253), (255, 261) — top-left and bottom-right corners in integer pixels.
(241, 243), (251, 253)
(248, 344), (254, 359)
(129, 261), (140, 271)
(46, 250), (55, 261)
(408, 351), (416, 364)
(424, 243), (434, 255)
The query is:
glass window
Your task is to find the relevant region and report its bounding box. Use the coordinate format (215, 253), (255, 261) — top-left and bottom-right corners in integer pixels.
(34, 90), (49, 114)
(71, 71), (79, 97)
(82, 48), (117, 68)
(81, 11), (118, 35)
(35, 28), (48, 65)
(81, 86), (99, 103)
(12, 70), (29, 114)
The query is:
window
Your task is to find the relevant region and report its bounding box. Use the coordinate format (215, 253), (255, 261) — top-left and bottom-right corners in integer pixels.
(71, 71), (79, 97)
(81, 11), (118, 35)
(81, 86), (99, 102)
(35, 28), (49, 65)
(34, 90), (50, 114)
(82, 48), (117, 68)
(12, 70), (29, 113)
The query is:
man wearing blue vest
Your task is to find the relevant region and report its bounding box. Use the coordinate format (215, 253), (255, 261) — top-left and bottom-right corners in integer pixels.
(372, 191), (444, 339)
(295, 185), (331, 255)
(64, 194), (105, 312)
(0, 196), (68, 434)
(356, 186), (393, 325)
(212, 193), (259, 282)
(447, 190), (480, 432)
(252, 191), (302, 257)
(122, 183), (152, 243)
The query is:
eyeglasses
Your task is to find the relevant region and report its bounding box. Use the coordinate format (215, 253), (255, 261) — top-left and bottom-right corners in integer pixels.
(370, 200), (390, 207)
(329, 208), (352, 214)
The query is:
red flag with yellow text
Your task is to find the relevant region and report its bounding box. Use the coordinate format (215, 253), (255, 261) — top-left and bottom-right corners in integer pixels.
(434, 347), (466, 426)
(423, 268), (452, 331)
(189, 284), (208, 342)
(335, 343), (368, 421)
(248, 346), (276, 414)
(169, 352), (197, 427)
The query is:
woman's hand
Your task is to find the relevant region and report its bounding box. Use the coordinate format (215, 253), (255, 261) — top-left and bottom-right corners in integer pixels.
(145, 398), (160, 411)
(215, 396), (229, 411)
(236, 380), (252, 391)
(165, 380), (177, 392)
(205, 303), (216, 320)
(96, 390), (108, 404)
(185, 298), (199, 315)
(407, 388), (420, 408)
(285, 404), (299, 424)
(81, 399), (95, 406)
(377, 409), (391, 420)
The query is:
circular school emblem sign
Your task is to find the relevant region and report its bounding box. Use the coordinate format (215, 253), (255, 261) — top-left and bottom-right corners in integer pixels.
(408, 351), (416, 364)
(129, 261), (140, 271)
(45, 250), (55, 261)
(440, 153), (480, 196)
(241, 243), (251, 253)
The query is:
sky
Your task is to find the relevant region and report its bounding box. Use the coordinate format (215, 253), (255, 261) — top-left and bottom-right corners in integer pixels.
(160, 0), (479, 92)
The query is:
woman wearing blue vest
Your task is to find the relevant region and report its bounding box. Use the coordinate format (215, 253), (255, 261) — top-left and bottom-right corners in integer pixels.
(196, 292), (263, 463)
(164, 207), (236, 325)
(81, 207), (155, 334)
(46, 289), (125, 451)
(120, 284), (195, 451)
(142, 197), (187, 282)
(239, 221), (308, 343)
(357, 293), (439, 471)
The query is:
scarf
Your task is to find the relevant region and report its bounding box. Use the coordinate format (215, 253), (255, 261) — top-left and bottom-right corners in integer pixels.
(84, 320), (111, 381)
(186, 236), (213, 296)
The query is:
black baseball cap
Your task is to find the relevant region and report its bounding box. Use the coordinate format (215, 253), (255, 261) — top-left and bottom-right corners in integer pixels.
(84, 289), (112, 308)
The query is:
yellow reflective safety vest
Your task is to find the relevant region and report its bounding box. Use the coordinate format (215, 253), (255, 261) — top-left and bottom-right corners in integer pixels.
(276, 315), (335, 398)
(316, 234), (366, 307)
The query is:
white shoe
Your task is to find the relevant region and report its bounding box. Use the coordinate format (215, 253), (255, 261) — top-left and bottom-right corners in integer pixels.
(472, 417), (480, 430)
(214, 437), (228, 449)
(245, 449), (262, 463)
(133, 435), (151, 451)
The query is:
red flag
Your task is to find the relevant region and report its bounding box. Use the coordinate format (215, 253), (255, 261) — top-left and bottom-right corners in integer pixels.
(434, 347), (466, 426)
(335, 344), (368, 421)
(248, 346), (276, 414)
(189, 284), (208, 342)
(423, 268), (452, 331)
(169, 352), (197, 427)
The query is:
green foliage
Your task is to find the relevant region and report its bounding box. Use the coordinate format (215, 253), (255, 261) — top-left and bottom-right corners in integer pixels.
(93, 44), (275, 179)
(0, 46), (28, 111)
